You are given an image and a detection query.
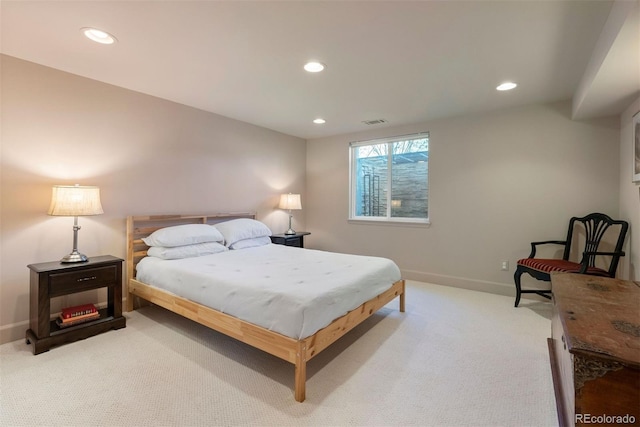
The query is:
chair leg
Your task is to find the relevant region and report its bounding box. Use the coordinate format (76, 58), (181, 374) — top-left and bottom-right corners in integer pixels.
(538, 292), (552, 300)
(514, 266), (552, 306)
(513, 267), (523, 308)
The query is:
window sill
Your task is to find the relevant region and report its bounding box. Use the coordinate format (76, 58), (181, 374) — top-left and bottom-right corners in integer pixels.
(348, 218), (431, 228)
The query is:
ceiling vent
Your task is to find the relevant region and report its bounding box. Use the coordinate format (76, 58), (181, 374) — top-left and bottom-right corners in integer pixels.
(362, 119), (388, 125)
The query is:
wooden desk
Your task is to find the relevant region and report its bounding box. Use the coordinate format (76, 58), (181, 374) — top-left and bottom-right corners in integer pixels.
(548, 273), (639, 426)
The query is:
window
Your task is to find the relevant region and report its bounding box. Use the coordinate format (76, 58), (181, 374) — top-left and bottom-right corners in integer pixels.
(349, 133), (429, 223)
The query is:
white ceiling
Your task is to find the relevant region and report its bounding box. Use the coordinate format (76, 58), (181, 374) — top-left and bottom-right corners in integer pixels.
(1, 1), (638, 140)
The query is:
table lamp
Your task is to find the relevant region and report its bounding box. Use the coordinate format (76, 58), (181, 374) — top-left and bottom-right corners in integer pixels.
(48, 184), (104, 263)
(278, 193), (301, 235)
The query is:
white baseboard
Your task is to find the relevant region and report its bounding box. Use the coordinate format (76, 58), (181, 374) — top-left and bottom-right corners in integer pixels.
(401, 269), (551, 304)
(401, 269), (515, 296)
(0, 319), (29, 346)
(0, 276), (544, 346)
(0, 301), (111, 346)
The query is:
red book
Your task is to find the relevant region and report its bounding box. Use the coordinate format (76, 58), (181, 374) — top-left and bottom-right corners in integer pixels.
(60, 303), (98, 320)
(56, 312), (100, 328)
(58, 311), (100, 324)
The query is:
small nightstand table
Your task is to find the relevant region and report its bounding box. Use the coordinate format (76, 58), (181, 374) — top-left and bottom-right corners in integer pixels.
(25, 255), (126, 355)
(270, 232), (311, 248)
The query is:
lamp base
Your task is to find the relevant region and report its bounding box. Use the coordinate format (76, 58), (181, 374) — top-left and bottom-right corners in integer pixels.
(61, 251), (89, 263)
(284, 213), (296, 235)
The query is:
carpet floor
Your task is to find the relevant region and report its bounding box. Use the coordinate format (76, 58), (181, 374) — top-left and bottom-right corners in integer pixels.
(0, 281), (557, 426)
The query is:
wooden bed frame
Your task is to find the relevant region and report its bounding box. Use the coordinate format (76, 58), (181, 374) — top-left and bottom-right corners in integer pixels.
(126, 213), (405, 402)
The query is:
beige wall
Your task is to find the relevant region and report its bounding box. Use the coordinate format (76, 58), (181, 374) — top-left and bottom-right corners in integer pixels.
(0, 55), (306, 343)
(306, 101), (621, 294)
(619, 96), (640, 280)
(1, 52), (634, 346)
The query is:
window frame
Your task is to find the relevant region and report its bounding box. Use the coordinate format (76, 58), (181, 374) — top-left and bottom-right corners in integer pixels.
(348, 132), (430, 225)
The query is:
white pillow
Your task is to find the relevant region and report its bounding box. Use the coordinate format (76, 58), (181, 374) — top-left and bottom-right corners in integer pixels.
(147, 242), (228, 260)
(214, 219), (272, 247)
(229, 236), (272, 250)
(142, 224), (224, 248)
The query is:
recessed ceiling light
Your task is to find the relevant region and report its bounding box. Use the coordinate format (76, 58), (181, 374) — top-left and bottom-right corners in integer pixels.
(81, 27), (117, 44)
(496, 82), (517, 91)
(304, 61), (325, 73)
(313, 118), (326, 124)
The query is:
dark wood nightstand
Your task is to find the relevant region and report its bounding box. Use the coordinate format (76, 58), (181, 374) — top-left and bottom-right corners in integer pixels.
(25, 255), (126, 355)
(270, 232), (310, 248)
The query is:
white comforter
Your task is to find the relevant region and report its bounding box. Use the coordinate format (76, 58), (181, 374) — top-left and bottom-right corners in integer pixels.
(136, 244), (401, 339)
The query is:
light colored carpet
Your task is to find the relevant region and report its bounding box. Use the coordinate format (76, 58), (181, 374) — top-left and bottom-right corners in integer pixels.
(0, 281), (557, 426)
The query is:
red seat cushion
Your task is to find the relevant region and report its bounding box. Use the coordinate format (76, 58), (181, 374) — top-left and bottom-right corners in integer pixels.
(516, 258), (609, 276)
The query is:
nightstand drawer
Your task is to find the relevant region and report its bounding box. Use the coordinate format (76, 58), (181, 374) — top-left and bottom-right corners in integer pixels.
(284, 237), (302, 247)
(49, 265), (118, 296)
(270, 232), (310, 248)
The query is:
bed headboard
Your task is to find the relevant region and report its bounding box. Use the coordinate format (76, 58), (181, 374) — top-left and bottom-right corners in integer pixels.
(126, 212), (256, 287)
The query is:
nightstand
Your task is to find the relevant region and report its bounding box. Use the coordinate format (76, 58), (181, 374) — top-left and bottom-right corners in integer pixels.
(25, 255), (126, 355)
(270, 232), (311, 248)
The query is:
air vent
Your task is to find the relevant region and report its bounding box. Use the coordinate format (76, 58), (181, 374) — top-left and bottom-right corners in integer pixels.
(362, 119), (388, 125)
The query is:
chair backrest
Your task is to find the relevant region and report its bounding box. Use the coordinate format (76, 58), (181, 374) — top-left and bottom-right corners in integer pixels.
(562, 213), (629, 276)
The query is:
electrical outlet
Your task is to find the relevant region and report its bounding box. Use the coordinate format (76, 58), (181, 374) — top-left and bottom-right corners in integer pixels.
(501, 261), (509, 271)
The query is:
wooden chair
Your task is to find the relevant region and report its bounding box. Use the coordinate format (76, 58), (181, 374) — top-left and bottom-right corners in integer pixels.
(513, 213), (628, 307)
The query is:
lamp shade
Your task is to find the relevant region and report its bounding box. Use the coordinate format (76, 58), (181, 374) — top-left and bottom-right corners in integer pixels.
(278, 193), (301, 210)
(47, 185), (104, 216)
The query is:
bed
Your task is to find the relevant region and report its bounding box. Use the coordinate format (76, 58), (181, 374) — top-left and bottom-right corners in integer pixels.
(126, 213), (405, 402)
